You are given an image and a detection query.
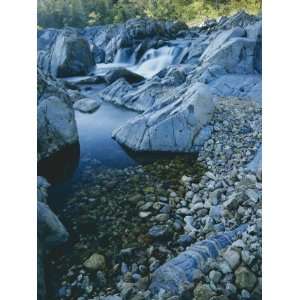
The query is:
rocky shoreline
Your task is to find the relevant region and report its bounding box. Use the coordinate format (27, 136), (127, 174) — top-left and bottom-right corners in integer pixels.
(41, 97), (261, 300)
(37, 10), (262, 300)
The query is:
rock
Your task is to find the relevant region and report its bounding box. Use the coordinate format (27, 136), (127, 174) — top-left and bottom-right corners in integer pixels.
(92, 45), (106, 63)
(148, 225), (171, 241)
(73, 98), (101, 113)
(193, 283), (216, 300)
(82, 18), (188, 63)
(113, 83), (215, 152)
(38, 28), (95, 77)
(37, 200), (69, 300)
(149, 225), (248, 298)
(241, 289), (251, 299)
(84, 253), (106, 271)
(104, 67), (145, 84)
(217, 11), (259, 30)
(245, 189), (259, 203)
(37, 176), (50, 203)
(225, 282), (237, 296)
(200, 36), (256, 74)
(209, 270), (222, 284)
(246, 145), (262, 179)
(37, 69), (78, 161)
(223, 249), (241, 270)
(176, 234), (193, 247)
(235, 266), (257, 291)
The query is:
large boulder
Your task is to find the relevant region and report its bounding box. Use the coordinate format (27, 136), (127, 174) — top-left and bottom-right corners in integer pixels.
(37, 69), (78, 161)
(38, 28), (95, 77)
(82, 18), (188, 63)
(104, 67), (145, 84)
(101, 65), (188, 112)
(112, 83), (215, 152)
(37, 177), (69, 300)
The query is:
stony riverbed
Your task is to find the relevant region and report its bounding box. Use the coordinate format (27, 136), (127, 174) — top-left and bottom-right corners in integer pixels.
(46, 155), (206, 300)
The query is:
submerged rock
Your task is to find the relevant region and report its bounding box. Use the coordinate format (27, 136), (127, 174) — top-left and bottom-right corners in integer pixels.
(73, 98), (101, 113)
(113, 83), (215, 152)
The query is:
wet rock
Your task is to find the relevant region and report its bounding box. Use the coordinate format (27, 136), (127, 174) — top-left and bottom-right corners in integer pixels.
(113, 83), (215, 152)
(223, 249), (240, 270)
(235, 266), (257, 291)
(148, 225), (172, 241)
(38, 28), (95, 77)
(194, 283), (216, 300)
(73, 98), (101, 113)
(84, 253), (106, 271)
(104, 67), (145, 84)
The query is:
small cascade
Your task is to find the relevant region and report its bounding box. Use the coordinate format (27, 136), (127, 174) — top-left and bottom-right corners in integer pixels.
(131, 45), (187, 78)
(94, 45), (187, 79)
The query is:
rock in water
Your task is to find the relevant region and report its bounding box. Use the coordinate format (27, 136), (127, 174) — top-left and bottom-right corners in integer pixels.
(149, 224), (248, 298)
(73, 98), (101, 113)
(38, 28), (95, 77)
(84, 253), (106, 271)
(37, 178), (69, 300)
(104, 67), (145, 84)
(112, 83), (215, 152)
(37, 69), (78, 161)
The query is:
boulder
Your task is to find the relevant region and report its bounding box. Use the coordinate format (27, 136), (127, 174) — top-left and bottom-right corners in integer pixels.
(73, 98), (101, 113)
(104, 67), (145, 84)
(101, 66), (188, 112)
(38, 28), (95, 77)
(112, 83), (215, 152)
(82, 18), (188, 63)
(216, 11), (260, 30)
(200, 36), (257, 74)
(37, 69), (78, 161)
(37, 179), (69, 300)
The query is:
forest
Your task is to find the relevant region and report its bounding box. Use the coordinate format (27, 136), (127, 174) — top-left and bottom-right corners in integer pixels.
(37, 0), (262, 28)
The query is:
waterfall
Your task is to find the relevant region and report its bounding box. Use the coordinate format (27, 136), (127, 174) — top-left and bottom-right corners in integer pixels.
(94, 45), (187, 79)
(131, 46), (187, 78)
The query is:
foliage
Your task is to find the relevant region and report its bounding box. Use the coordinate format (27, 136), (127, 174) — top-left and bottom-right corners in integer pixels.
(37, 0), (262, 29)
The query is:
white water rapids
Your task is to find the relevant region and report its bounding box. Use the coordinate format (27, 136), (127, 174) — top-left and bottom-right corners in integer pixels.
(94, 45), (187, 79)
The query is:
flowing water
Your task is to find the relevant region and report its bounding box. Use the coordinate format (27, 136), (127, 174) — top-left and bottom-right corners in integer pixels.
(93, 45), (187, 79)
(40, 44), (201, 299)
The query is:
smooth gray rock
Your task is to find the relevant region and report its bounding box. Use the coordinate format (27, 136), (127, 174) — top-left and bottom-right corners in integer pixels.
(38, 95), (78, 160)
(37, 179), (69, 300)
(112, 83), (215, 152)
(101, 65), (188, 112)
(37, 201), (69, 248)
(38, 28), (95, 77)
(37, 69), (78, 161)
(83, 18), (188, 63)
(104, 67), (145, 84)
(73, 98), (101, 113)
(200, 36), (257, 74)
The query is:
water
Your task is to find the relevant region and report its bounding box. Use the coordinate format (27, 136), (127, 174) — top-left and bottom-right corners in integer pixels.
(40, 44), (188, 207)
(75, 101), (138, 170)
(93, 45), (187, 79)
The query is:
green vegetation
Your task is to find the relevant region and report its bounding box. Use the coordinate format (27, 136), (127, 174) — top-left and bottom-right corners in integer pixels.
(37, 0), (262, 29)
